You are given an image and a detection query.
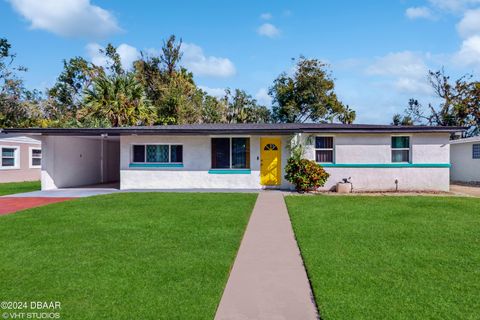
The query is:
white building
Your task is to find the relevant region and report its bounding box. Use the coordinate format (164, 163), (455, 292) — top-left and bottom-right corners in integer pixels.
(450, 136), (480, 184)
(2, 123), (462, 192)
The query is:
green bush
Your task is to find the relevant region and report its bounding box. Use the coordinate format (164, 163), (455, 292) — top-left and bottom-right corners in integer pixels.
(285, 158), (330, 192)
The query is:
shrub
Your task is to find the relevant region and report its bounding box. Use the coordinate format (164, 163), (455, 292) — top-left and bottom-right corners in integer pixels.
(285, 157), (330, 192)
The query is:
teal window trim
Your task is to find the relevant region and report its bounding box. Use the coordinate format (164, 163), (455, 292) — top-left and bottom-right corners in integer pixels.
(129, 163), (184, 168)
(320, 163), (451, 168)
(208, 169), (251, 174)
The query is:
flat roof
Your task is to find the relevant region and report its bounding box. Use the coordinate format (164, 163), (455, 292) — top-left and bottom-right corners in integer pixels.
(1, 123), (465, 136)
(450, 136), (480, 144)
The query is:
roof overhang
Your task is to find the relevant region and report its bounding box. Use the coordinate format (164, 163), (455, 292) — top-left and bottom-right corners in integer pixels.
(0, 124), (466, 136)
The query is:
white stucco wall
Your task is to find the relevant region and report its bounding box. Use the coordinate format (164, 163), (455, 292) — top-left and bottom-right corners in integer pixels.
(301, 133), (451, 192)
(450, 141), (480, 183)
(120, 135), (291, 190)
(119, 132), (450, 191)
(41, 136), (102, 189)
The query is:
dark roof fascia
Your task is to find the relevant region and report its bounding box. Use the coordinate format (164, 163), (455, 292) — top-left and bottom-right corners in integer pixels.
(0, 125), (466, 136)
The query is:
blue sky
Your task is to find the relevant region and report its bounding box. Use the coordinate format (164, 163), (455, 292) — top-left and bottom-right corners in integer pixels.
(1, 0), (480, 123)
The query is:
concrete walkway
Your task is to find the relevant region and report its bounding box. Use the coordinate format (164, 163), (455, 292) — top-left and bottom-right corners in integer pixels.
(215, 192), (318, 320)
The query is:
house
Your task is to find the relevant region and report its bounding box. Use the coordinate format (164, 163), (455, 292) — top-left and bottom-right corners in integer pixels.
(0, 133), (42, 183)
(2, 123), (462, 192)
(450, 136), (480, 184)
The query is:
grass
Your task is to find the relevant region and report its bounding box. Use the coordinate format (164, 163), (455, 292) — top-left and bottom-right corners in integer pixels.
(0, 180), (40, 196)
(286, 196), (480, 320)
(0, 192), (257, 319)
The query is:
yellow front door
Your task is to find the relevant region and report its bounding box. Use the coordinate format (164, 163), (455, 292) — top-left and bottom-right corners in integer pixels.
(260, 137), (281, 186)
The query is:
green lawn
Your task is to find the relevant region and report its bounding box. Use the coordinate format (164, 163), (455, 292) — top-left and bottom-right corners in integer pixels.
(286, 196), (480, 320)
(0, 180), (40, 196)
(0, 193), (257, 319)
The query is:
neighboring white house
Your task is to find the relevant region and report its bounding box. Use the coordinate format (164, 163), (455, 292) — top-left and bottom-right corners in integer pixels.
(0, 133), (42, 183)
(3, 123), (461, 192)
(450, 136), (480, 184)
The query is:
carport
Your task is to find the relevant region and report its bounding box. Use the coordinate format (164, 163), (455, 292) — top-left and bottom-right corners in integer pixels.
(39, 135), (120, 190)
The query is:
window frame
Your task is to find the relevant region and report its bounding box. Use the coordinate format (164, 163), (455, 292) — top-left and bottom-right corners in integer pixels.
(0, 145), (20, 170)
(130, 143), (184, 164)
(314, 136), (335, 164)
(391, 135), (411, 163)
(211, 137), (251, 170)
(29, 147), (42, 169)
(473, 144), (480, 160)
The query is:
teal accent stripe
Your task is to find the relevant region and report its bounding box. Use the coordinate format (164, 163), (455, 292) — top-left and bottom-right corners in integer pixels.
(208, 169), (251, 174)
(320, 163), (451, 168)
(129, 163), (184, 168)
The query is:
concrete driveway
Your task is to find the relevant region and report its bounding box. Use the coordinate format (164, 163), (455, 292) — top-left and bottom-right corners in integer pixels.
(4, 187), (120, 198)
(450, 184), (480, 197)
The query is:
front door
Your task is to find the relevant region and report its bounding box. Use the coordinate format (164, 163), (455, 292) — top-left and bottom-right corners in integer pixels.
(260, 137), (281, 186)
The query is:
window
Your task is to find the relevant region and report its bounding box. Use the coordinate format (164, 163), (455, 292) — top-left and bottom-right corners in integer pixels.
(391, 136), (410, 163)
(315, 137), (334, 163)
(473, 144), (480, 159)
(30, 148), (42, 168)
(132, 144), (183, 163)
(1, 147), (18, 168)
(211, 138), (250, 169)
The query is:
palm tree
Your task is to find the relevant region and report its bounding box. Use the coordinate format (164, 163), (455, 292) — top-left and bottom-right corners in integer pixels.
(82, 73), (157, 127)
(338, 106), (356, 124)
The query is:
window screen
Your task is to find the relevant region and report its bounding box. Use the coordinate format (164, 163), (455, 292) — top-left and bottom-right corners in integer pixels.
(315, 137), (334, 163)
(391, 136), (410, 163)
(211, 138), (230, 169)
(170, 145), (183, 163)
(473, 144), (480, 159)
(1, 148), (16, 167)
(133, 145), (145, 162)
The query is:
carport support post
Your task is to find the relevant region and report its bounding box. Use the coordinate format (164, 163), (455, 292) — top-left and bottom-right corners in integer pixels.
(100, 134), (108, 184)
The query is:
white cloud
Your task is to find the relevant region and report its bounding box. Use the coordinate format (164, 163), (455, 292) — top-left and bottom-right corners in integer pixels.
(394, 78), (432, 94)
(405, 6), (435, 19)
(8, 0), (121, 38)
(454, 35), (480, 67)
(86, 43), (108, 66)
(181, 43), (236, 77)
(457, 9), (480, 38)
(260, 12), (272, 20)
(86, 43), (139, 69)
(366, 51), (432, 95)
(366, 51), (428, 78)
(255, 88), (272, 106)
(116, 44), (140, 68)
(199, 86), (225, 98)
(257, 23), (280, 38)
(428, 0), (480, 12)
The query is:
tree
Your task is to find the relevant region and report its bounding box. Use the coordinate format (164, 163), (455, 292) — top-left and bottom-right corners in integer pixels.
(81, 73), (156, 127)
(222, 89), (272, 123)
(46, 57), (102, 125)
(101, 43), (124, 75)
(338, 105), (356, 124)
(269, 57), (352, 123)
(135, 35), (212, 124)
(200, 94), (227, 123)
(394, 69), (480, 136)
(160, 35), (182, 77)
(0, 38), (42, 128)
